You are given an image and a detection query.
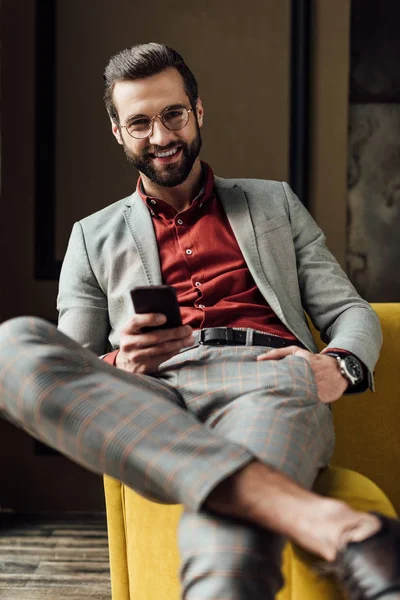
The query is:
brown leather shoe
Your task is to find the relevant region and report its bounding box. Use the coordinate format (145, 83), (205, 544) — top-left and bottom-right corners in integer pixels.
(326, 513), (400, 599)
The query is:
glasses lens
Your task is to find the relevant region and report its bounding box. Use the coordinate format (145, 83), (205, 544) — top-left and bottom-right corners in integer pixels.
(162, 106), (189, 130)
(127, 117), (152, 139)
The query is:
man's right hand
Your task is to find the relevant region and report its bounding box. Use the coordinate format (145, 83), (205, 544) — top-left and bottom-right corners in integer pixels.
(115, 313), (194, 374)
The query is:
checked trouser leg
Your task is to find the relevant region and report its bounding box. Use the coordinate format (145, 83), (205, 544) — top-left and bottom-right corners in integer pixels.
(156, 345), (335, 599)
(0, 317), (252, 511)
(179, 511), (286, 600)
(0, 319), (335, 599)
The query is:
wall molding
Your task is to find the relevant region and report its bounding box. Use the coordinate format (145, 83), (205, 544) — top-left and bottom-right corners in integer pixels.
(35, 0), (61, 279)
(289, 0), (311, 204)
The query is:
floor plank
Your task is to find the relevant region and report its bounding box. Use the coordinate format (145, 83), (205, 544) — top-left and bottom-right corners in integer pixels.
(0, 548), (108, 560)
(0, 588), (111, 599)
(0, 512), (111, 599)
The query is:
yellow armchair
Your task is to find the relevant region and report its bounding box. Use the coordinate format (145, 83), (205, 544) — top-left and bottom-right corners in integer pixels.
(104, 303), (400, 599)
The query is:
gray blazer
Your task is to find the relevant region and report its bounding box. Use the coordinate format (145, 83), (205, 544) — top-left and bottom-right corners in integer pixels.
(57, 177), (382, 386)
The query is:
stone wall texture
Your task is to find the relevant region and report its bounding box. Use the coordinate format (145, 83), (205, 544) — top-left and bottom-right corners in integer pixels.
(348, 0), (400, 301)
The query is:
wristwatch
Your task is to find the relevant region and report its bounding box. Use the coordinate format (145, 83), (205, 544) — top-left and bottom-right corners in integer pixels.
(325, 352), (364, 387)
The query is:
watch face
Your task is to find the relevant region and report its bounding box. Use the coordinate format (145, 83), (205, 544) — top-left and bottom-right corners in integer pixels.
(344, 356), (363, 382)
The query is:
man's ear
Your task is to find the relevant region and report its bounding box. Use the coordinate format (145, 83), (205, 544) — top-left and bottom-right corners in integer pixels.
(195, 98), (204, 127)
(111, 118), (123, 145)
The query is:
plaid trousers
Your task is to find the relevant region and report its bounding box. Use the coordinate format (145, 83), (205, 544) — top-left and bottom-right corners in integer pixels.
(0, 317), (334, 599)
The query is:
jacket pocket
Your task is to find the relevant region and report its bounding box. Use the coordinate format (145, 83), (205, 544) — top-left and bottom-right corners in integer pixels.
(254, 213), (289, 237)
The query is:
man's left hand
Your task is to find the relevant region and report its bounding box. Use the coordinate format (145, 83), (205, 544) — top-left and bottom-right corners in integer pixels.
(256, 347), (348, 403)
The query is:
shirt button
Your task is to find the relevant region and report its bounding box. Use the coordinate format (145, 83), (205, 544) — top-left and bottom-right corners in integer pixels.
(150, 199), (157, 205)
(186, 249), (193, 255)
(198, 304), (205, 309)
(195, 282), (201, 287)
(177, 219), (183, 225)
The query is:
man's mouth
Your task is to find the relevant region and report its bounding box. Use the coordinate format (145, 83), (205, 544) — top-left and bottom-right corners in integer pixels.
(148, 146), (182, 162)
(153, 147), (180, 158)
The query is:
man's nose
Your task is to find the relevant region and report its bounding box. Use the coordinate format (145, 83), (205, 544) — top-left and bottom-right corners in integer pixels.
(148, 117), (175, 147)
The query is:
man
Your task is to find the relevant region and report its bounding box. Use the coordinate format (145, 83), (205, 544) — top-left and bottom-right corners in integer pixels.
(0, 43), (399, 599)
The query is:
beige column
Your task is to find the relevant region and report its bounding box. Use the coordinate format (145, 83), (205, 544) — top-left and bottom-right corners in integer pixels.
(308, 0), (351, 268)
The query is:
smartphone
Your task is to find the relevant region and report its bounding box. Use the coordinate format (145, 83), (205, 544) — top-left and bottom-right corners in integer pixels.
(130, 285), (183, 332)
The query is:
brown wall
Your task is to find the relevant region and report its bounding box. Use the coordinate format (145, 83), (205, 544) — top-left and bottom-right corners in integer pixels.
(54, 0), (291, 258)
(1, 0), (59, 324)
(308, 0), (351, 268)
(0, 0), (291, 510)
(0, 0), (107, 511)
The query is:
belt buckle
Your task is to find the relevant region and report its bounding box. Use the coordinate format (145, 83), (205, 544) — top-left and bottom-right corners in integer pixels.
(198, 328), (234, 345)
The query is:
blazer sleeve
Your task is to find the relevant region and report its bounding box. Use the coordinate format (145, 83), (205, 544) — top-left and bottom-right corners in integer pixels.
(282, 182), (382, 376)
(57, 221), (111, 356)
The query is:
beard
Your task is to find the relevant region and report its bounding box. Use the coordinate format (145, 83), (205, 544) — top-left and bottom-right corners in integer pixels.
(122, 123), (202, 188)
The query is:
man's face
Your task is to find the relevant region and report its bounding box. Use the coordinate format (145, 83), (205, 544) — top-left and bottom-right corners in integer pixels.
(111, 68), (203, 188)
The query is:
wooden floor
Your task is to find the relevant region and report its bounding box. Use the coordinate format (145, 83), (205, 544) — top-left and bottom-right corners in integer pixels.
(0, 511), (111, 600)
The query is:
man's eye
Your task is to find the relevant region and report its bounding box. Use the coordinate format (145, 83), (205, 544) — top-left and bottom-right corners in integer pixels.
(130, 118), (150, 128)
(164, 109), (184, 120)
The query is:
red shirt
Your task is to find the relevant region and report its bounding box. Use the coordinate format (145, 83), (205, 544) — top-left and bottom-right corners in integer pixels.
(138, 163), (297, 339)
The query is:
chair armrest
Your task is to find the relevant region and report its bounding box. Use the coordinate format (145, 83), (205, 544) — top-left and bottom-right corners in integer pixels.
(331, 303), (400, 514)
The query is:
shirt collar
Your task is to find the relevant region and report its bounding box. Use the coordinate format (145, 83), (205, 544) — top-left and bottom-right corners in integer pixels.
(137, 161), (215, 218)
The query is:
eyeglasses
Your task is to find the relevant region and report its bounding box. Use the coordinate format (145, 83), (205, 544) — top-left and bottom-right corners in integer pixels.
(121, 105), (193, 139)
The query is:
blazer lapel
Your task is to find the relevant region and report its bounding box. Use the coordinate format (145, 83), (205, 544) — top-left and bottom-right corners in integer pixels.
(216, 179), (288, 328)
(123, 191), (162, 285)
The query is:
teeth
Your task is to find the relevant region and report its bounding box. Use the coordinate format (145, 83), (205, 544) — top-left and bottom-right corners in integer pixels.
(154, 147), (179, 158)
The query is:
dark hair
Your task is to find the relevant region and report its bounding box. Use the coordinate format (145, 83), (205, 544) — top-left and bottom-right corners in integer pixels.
(103, 43), (198, 124)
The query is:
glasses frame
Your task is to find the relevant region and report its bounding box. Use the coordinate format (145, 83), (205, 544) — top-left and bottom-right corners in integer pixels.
(121, 105), (194, 140)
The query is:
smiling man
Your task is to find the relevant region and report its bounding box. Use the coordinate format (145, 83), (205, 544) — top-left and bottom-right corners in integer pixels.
(113, 70), (202, 193)
(1, 43), (400, 600)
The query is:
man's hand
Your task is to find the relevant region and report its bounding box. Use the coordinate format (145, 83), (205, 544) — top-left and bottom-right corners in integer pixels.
(116, 313), (194, 374)
(256, 347), (348, 403)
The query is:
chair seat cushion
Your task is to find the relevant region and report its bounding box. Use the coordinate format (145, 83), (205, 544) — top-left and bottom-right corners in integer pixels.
(104, 466), (396, 600)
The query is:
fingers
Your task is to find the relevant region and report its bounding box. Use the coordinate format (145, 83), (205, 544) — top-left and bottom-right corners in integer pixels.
(128, 331), (194, 357)
(123, 312), (167, 334)
(121, 313), (192, 344)
(256, 346), (310, 361)
(123, 324), (193, 351)
(117, 314), (194, 374)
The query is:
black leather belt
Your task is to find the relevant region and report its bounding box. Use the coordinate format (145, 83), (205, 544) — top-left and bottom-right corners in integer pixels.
(193, 328), (305, 349)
